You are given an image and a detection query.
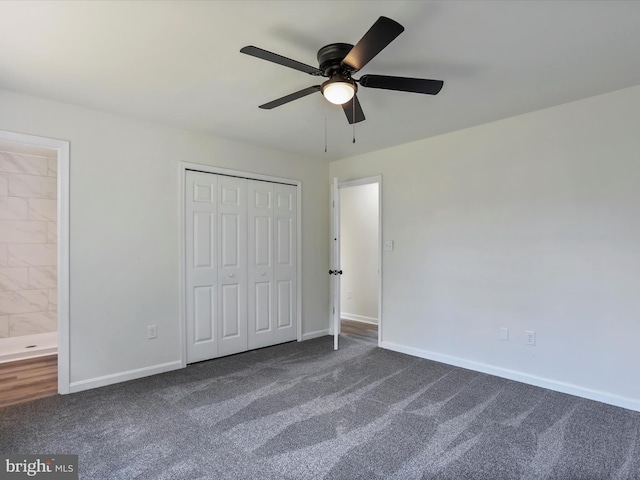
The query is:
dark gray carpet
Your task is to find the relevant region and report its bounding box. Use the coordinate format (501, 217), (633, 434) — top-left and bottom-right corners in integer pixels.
(1, 334), (639, 479)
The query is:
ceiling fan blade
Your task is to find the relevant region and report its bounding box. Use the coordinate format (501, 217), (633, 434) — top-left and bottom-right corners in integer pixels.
(241, 46), (322, 75)
(258, 86), (321, 109)
(341, 17), (404, 72)
(341, 95), (366, 124)
(359, 74), (444, 95)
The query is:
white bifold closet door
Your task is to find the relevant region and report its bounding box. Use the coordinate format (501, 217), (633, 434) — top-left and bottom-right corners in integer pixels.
(186, 171), (296, 364)
(248, 180), (297, 349)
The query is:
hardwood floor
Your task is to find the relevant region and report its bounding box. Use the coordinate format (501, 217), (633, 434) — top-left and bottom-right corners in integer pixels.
(340, 319), (378, 344)
(0, 324), (375, 409)
(0, 355), (58, 408)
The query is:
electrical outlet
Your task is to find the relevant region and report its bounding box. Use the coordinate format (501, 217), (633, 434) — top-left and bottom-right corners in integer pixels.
(148, 325), (157, 339)
(347, 291), (352, 299)
(499, 327), (509, 341)
(525, 330), (535, 346)
(384, 240), (394, 251)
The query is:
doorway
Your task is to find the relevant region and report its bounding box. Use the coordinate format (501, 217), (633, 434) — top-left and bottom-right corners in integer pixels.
(0, 130), (70, 398)
(331, 176), (382, 349)
(340, 182), (379, 343)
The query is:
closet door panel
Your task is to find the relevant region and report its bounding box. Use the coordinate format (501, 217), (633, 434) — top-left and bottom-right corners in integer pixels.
(274, 184), (297, 343)
(193, 286), (215, 342)
(254, 282), (272, 332)
(186, 171), (219, 363)
(254, 216), (272, 266)
(248, 180), (275, 349)
(217, 176), (248, 357)
(276, 280), (292, 328)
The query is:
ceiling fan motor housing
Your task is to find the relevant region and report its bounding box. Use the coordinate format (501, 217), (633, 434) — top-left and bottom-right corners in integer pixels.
(317, 43), (354, 76)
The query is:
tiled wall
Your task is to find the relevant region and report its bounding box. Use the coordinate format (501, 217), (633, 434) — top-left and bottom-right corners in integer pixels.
(0, 147), (57, 339)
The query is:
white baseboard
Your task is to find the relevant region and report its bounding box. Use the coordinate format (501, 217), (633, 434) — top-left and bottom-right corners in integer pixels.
(341, 313), (378, 324)
(69, 361), (183, 393)
(381, 341), (640, 413)
(302, 329), (329, 341)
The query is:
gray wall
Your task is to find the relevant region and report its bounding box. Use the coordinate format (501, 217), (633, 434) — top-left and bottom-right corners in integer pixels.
(0, 88), (330, 388)
(331, 85), (640, 411)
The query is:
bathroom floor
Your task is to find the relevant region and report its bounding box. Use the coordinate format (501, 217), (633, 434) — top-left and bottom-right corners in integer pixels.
(0, 354), (58, 408)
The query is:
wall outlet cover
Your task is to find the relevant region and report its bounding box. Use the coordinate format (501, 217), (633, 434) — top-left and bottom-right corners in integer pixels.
(525, 330), (536, 346)
(148, 325), (158, 339)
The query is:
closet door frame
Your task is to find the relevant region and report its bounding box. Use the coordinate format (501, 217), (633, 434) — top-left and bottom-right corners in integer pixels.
(179, 162), (302, 368)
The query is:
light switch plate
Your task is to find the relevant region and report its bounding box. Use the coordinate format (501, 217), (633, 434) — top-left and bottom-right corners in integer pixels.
(499, 327), (509, 341)
(384, 240), (394, 251)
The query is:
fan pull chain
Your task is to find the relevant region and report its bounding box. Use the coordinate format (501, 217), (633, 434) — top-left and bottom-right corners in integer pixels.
(352, 99), (356, 144)
(324, 102), (328, 153)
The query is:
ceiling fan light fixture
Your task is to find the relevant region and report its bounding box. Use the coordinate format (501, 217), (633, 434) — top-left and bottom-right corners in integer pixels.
(321, 76), (356, 105)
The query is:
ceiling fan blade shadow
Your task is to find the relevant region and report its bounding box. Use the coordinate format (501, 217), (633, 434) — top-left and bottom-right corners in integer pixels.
(341, 17), (404, 72)
(258, 86), (321, 109)
(241, 46), (322, 75)
(359, 75), (443, 95)
(342, 95), (366, 124)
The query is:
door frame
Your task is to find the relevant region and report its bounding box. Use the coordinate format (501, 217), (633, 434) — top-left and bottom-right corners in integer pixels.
(0, 130), (71, 394)
(179, 162), (302, 368)
(331, 175), (382, 348)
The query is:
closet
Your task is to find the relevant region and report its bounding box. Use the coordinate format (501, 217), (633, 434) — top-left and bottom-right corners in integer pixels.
(185, 170), (297, 363)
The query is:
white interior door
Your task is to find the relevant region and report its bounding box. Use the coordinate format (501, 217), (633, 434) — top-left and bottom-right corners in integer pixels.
(217, 176), (248, 357)
(331, 177), (341, 350)
(186, 171), (219, 363)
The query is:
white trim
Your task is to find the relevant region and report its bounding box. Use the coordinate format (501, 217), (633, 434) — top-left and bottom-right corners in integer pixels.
(181, 162), (299, 186)
(69, 361), (182, 393)
(296, 181), (302, 342)
(302, 329), (329, 341)
(377, 177), (382, 348)
(338, 176), (381, 189)
(340, 313), (378, 324)
(0, 130), (70, 395)
(330, 177), (340, 348)
(337, 175), (383, 348)
(178, 165), (187, 368)
(381, 341), (640, 413)
(179, 162), (303, 362)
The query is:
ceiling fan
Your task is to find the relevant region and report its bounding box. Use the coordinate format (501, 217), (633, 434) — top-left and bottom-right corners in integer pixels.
(240, 16), (444, 124)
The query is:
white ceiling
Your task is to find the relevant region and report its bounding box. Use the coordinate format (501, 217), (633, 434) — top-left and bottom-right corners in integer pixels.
(1, 1), (640, 161)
